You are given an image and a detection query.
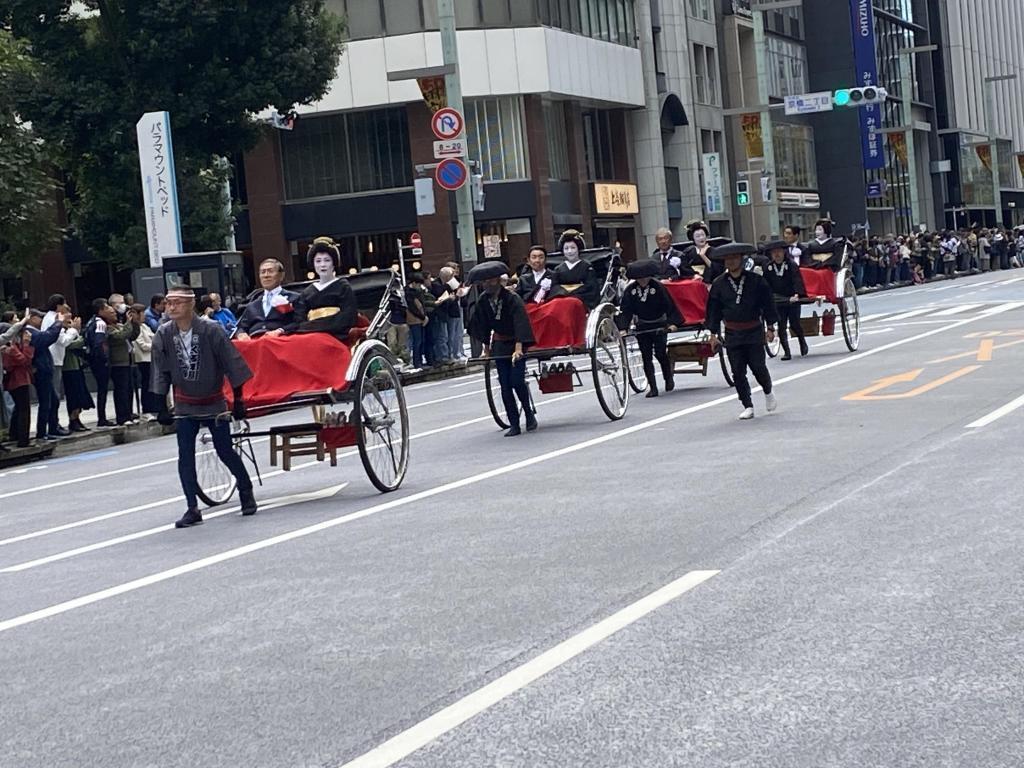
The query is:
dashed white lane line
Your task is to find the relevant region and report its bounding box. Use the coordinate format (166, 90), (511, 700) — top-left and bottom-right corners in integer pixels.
(337, 570), (719, 768)
(929, 304), (983, 316)
(965, 392), (1024, 429)
(884, 308), (936, 321)
(0, 313), (992, 635)
(997, 276), (1024, 286)
(980, 301), (1024, 315)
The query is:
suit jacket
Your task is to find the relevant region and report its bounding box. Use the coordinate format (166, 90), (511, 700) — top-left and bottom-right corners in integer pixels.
(236, 288), (300, 336)
(515, 268), (565, 303)
(652, 247), (688, 279)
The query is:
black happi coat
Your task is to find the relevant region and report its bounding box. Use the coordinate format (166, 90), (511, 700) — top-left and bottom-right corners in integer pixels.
(553, 259), (601, 309)
(705, 270), (778, 348)
(294, 278), (358, 340)
(619, 280), (684, 331)
(682, 245), (724, 284)
(469, 288), (536, 355)
(762, 258), (807, 303)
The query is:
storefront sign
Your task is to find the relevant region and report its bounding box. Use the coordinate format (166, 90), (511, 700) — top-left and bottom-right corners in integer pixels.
(741, 114), (764, 160)
(594, 183), (639, 215)
(483, 235), (502, 259)
(136, 111), (182, 268)
(849, 0), (884, 170)
(701, 153), (724, 215)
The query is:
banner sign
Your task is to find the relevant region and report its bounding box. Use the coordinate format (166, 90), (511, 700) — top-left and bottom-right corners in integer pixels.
(136, 111), (182, 268)
(741, 114), (764, 160)
(849, 0), (884, 170)
(417, 77), (448, 114)
(701, 152), (724, 215)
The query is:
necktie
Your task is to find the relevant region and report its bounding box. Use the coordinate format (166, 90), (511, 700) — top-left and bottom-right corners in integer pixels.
(263, 292), (273, 316)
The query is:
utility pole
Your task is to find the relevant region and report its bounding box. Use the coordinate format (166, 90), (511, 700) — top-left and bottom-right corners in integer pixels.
(752, 7), (780, 237)
(438, 0), (479, 268)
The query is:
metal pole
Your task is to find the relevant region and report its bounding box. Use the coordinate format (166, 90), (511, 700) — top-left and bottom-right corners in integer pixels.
(438, 0), (478, 269)
(899, 50), (921, 231)
(985, 80), (1002, 228)
(752, 9), (780, 237)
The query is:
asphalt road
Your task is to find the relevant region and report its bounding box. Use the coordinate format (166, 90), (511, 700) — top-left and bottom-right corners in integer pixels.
(2, 272), (1023, 768)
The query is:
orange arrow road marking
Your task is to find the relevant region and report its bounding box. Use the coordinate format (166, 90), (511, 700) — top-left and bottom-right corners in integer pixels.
(842, 366), (981, 401)
(928, 337), (1024, 364)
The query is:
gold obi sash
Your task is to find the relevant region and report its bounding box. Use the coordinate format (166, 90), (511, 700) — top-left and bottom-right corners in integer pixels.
(308, 306), (341, 321)
(561, 283), (582, 293)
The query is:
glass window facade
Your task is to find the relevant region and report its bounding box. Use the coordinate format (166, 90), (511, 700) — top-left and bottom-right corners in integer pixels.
(688, 0), (710, 21)
(544, 102), (571, 181)
(692, 44), (719, 106)
(280, 108), (413, 201)
(583, 110), (617, 180)
(766, 37), (808, 99)
(332, 0), (636, 46)
(465, 97), (530, 181)
(773, 123), (817, 189)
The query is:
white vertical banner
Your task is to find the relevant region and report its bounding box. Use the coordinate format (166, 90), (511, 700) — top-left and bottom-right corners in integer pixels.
(136, 111), (183, 268)
(701, 152), (724, 215)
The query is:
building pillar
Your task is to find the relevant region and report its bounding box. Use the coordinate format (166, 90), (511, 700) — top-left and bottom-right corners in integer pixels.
(525, 95), (555, 251)
(243, 128), (291, 280)
(566, 103), (595, 247)
(630, 0), (669, 256)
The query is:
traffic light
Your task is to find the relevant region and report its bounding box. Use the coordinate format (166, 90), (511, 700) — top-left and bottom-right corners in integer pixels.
(736, 180), (750, 206)
(833, 86), (888, 107)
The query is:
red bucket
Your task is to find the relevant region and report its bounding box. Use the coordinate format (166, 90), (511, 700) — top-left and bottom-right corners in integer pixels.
(821, 309), (836, 336)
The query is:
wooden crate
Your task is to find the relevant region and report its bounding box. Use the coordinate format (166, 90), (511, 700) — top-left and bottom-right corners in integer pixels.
(668, 341), (713, 363)
(800, 313), (820, 337)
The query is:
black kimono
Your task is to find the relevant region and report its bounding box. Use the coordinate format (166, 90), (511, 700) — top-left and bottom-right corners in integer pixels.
(554, 259), (601, 309)
(620, 280), (684, 396)
(804, 237), (847, 270)
(682, 245), (724, 283)
(762, 258), (808, 358)
(705, 270), (778, 409)
(295, 278), (358, 340)
(516, 268), (565, 303)
(469, 288), (536, 431)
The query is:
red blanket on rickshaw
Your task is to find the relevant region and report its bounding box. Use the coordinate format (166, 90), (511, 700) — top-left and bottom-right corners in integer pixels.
(800, 268), (837, 302)
(526, 297), (587, 349)
(224, 314), (370, 408)
(662, 280), (709, 326)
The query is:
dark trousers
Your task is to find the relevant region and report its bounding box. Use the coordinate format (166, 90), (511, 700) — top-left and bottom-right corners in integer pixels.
(176, 416), (253, 510)
(637, 329), (672, 392)
(409, 324), (426, 367)
(8, 385), (31, 447)
(93, 362), (110, 423)
(776, 303), (806, 356)
(34, 371), (53, 439)
(110, 366), (133, 424)
(495, 357), (531, 425)
(136, 362), (160, 414)
(727, 343), (772, 409)
(49, 366), (63, 432)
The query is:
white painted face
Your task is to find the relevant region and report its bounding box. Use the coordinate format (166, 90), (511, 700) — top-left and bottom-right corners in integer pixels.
(815, 225), (826, 240)
(693, 230), (708, 247)
(563, 242), (580, 262)
(313, 253), (336, 279)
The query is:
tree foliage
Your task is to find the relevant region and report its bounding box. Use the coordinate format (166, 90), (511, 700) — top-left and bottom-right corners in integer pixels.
(0, 29), (59, 274)
(4, 0), (345, 268)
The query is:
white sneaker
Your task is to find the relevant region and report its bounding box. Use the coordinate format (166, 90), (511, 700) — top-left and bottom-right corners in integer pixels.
(738, 407), (755, 420)
(765, 392), (778, 412)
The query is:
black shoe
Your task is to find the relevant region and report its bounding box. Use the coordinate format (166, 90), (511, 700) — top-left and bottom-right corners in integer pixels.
(799, 340), (809, 357)
(53, 426), (71, 437)
(504, 426), (522, 437)
(646, 389), (659, 398)
(781, 353), (792, 361)
(239, 488), (258, 516)
(174, 508), (204, 528)
(664, 376), (675, 392)
(525, 414), (538, 432)
(96, 420), (113, 428)
(70, 421), (90, 433)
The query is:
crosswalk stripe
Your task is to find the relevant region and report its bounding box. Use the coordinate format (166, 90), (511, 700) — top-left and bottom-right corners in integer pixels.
(930, 304), (982, 316)
(885, 308), (935, 321)
(979, 301), (1024, 316)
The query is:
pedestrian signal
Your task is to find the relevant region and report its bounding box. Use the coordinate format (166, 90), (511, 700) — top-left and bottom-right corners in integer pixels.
(834, 87), (888, 107)
(736, 180), (750, 206)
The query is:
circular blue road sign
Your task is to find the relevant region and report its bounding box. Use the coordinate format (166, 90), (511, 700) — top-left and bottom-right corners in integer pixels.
(435, 158), (468, 191)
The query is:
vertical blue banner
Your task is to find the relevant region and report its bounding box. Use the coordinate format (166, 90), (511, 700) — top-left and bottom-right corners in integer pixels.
(849, 0), (884, 170)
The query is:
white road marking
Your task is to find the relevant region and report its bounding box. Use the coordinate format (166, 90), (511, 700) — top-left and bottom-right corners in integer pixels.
(407, 389), (485, 410)
(0, 313), (991, 634)
(929, 304), (982, 316)
(0, 391), (589, 550)
(858, 313), (892, 323)
(965, 392), (1024, 429)
(0, 485), (348, 572)
(337, 570), (720, 768)
(979, 301), (1024, 315)
(997, 276), (1024, 286)
(884, 308), (935, 321)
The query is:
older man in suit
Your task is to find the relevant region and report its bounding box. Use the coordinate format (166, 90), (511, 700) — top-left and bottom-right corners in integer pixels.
(235, 259), (300, 339)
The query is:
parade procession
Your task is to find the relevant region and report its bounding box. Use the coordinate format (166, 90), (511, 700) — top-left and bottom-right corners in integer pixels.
(4, 1), (1024, 766)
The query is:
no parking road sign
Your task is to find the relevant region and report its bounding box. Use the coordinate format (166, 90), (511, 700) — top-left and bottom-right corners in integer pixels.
(435, 158), (468, 191)
(431, 107), (464, 141)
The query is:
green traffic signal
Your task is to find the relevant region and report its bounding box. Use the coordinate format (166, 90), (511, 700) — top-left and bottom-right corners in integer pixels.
(737, 192), (750, 206)
(834, 89), (852, 106)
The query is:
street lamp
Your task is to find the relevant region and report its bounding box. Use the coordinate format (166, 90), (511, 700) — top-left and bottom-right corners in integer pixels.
(984, 73), (1017, 228)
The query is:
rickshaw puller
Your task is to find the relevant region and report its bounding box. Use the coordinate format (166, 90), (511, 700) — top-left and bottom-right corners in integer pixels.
(468, 261), (537, 437)
(619, 258), (683, 398)
(151, 286), (257, 528)
(761, 237), (808, 360)
(705, 243), (779, 420)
